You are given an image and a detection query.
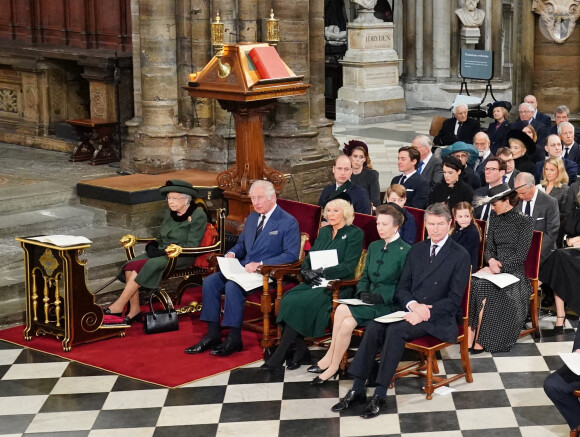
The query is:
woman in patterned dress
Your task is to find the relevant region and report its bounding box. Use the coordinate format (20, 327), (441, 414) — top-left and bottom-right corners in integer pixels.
(468, 185), (534, 353)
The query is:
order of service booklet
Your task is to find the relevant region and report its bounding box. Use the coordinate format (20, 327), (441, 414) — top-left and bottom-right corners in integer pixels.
(374, 310), (408, 324)
(217, 257), (270, 292)
(28, 235), (93, 247)
(471, 271), (519, 288)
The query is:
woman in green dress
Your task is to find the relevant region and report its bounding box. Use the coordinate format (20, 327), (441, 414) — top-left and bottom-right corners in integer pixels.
(309, 204), (411, 384)
(103, 180), (207, 325)
(261, 198), (364, 371)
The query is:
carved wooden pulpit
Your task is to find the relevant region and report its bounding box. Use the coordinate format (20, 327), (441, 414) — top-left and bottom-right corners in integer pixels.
(184, 43), (309, 231)
(15, 237), (125, 351)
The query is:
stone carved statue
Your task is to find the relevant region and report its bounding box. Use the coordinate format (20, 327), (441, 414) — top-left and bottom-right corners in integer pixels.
(351, 0), (381, 24)
(353, 0), (378, 9)
(532, 0), (580, 43)
(455, 0), (486, 27)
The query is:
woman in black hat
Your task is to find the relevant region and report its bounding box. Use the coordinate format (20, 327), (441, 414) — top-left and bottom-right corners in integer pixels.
(487, 101), (512, 155)
(468, 184), (534, 353)
(507, 129), (537, 175)
(103, 180), (207, 325)
(428, 155), (474, 209)
(343, 140), (381, 208)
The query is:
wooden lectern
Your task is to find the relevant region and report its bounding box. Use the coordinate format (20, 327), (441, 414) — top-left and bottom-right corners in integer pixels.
(15, 237), (125, 351)
(184, 43), (309, 232)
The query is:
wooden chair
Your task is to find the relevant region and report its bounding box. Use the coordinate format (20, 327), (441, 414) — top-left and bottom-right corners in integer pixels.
(520, 230), (543, 338)
(120, 200), (226, 310)
(404, 206), (426, 243)
(429, 116), (447, 138)
(475, 219), (487, 269)
(243, 200), (323, 347)
(392, 274), (473, 400)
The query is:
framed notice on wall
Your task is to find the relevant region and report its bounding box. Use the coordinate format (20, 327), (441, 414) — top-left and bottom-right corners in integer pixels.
(460, 49), (493, 80)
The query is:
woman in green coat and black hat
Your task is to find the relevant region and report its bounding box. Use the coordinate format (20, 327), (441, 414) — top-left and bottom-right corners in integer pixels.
(103, 180), (206, 325)
(308, 203), (411, 384)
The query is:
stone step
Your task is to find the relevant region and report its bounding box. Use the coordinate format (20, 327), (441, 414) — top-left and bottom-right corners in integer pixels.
(0, 205), (107, 240)
(0, 181), (77, 216)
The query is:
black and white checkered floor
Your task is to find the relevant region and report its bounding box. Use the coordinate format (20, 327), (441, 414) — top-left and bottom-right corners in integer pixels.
(0, 316), (577, 437)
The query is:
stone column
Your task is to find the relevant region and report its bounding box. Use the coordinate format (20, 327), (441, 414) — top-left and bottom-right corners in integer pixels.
(415, 0), (424, 77)
(176, 0), (193, 127)
(423, 0), (434, 78)
(336, 6), (405, 124)
(403, 0), (416, 79)
(190, 0), (213, 128)
(433, 0), (451, 78)
(490, 0), (503, 80)
(513, 0), (535, 105)
(309, 0), (326, 124)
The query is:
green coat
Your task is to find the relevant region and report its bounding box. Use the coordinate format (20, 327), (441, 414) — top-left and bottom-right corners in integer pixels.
(126, 206), (206, 289)
(276, 224), (363, 338)
(350, 237), (411, 325)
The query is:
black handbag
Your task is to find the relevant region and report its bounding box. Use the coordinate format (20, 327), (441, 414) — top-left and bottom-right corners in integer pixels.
(143, 289), (179, 334)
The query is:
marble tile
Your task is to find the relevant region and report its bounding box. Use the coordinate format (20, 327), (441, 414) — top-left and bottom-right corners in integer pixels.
(88, 428), (155, 437)
(395, 391), (456, 414)
(111, 377), (163, 392)
(452, 389), (511, 410)
(456, 407), (519, 430)
(224, 382), (284, 403)
(3, 362), (69, 380)
(519, 424), (571, 436)
(152, 424), (218, 436)
(282, 381), (340, 400)
(449, 372), (505, 392)
(40, 393), (108, 413)
(227, 368), (285, 385)
(51, 376), (118, 394)
(402, 432), (462, 437)
(164, 386), (226, 406)
(341, 414), (401, 436)
(0, 414), (35, 434)
(493, 356), (549, 373)
(102, 389), (168, 410)
(513, 405), (568, 427)
(445, 356), (498, 373)
(500, 372), (551, 389)
(280, 398), (338, 420)
(14, 349), (67, 364)
(534, 341), (574, 356)
(399, 410), (460, 433)
(92, 408), (161, 429)
(279, 417), (340, 437)
(461, 428), (521, 437)
(156, 404), (223, 426)
(26, 411), (99, 433)
(0, 378), (59, 396)
(219, 400), (281, 423)
(216, 420), (280, 437)
(0, 349), (22, 365)
(505, 388), (553, 407)
(0, 394), (47, 415)
(181, 371), (231, 388)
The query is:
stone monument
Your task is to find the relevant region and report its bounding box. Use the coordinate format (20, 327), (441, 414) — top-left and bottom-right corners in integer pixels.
(455, 0), (486, 49)
(335, 0), (405, 124)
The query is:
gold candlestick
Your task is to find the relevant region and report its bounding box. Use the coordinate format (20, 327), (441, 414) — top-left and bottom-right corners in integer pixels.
(211, 11), (231, 78)
(265, 9), (280, 46)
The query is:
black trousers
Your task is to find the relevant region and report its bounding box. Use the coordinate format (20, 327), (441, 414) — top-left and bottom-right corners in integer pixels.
(544, 364), (580, 429)
(348, 320), (429, 389)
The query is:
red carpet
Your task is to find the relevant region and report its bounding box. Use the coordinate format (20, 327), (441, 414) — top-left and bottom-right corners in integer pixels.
(0, 313), (263, 388)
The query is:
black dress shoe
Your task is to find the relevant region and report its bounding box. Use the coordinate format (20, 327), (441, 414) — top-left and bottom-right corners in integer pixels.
(122, 313), (142, 325)
(103, 307), (122, 317)
(210, 338), (243, 356)
(331, 388), (367, 412)
(360, 394), (386, 419)
(259, 363), (284, 371)
(309, 371), (339, 385)
(307, 365), (325, 374)
(184, 335), (221, 354)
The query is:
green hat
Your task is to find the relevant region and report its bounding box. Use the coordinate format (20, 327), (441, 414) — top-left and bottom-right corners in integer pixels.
(441, 141), (479, 166)
(158, 180), (199, 198)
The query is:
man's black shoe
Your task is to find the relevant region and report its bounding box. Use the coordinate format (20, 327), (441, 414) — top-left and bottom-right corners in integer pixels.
(360, 394), (386, 419)
(330, 388), (367, 412)
(210, 338), (243, 356)
(184, 335), (221, 354)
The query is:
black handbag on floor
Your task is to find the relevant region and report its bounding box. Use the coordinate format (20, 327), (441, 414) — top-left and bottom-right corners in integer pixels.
(144, 289), (179, 334)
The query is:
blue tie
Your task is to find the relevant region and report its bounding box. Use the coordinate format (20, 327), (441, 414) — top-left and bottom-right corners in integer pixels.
(254, 215), (266, 241)
(418, 161), (425, 174)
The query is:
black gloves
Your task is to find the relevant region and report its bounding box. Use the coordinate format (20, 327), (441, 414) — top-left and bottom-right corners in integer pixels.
(360, 292), (384, 305)
(302, 268), (324, 286)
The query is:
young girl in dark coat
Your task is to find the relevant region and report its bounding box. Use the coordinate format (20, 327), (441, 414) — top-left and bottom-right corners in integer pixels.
(450, 202), (482, 270)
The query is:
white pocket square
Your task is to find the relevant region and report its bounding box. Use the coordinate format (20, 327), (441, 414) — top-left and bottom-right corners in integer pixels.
(536, 217), (545, 221)
(269, 230), (279, 235)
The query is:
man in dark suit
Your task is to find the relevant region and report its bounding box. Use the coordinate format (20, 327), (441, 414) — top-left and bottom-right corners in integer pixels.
(433, 104), (481, 147)
(412, 134), (442, 191)
(472, 157), (507, 221)
(473, 132), (494, 186)
(185, 180), (301, 356)
(535, 134), (578, 184)
(318, 155), (371, 214)
(390, 146), (429, 209)
(514, 172), (560, 264)
(524, 94), (552, 130)
(497, 147), (520, 188)
(513, 102), (548, 162)
(559, 121), (580, 169)
(331, 203), (471, 419)
(549, 105), (580, 143)
(543, 328), (580, 434)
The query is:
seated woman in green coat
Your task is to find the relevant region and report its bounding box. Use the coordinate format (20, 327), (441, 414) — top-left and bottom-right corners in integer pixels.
(104, 180), (207, 325)
(308, 204), (411, 384)
(261, 198), (364, 371)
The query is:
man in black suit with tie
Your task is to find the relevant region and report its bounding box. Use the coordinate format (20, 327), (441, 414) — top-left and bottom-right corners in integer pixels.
(560, 121), (580, 169)
(544, 327), (580, 434)
(433, 104), (481, 147)
(524, 94), (551, 130)
(412, 134), (442, 191)
(550, 106), (580, 143)
(331, 203), (471, 419)
(497, 147), (520, 188)
(390, 146), (429, 209)
(512, 102), (548, 162)
(472, 157), (507, 221)
(473, 132), (494, 186)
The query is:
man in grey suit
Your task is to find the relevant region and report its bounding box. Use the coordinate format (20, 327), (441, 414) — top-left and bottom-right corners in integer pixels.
(514, 172), (560, 264)
(412, 134), (442, 191)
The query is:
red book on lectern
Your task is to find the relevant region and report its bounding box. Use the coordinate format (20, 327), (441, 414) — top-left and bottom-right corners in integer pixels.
(248, 46), (292, 79)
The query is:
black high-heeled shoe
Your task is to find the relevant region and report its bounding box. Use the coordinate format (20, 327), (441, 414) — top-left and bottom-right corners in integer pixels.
(103, 307), (122, 317)
(309, 371), (339, 385)
(307, 364), (326, 374)
(122, 313), (142, 325)
(554, 316), (566, 334)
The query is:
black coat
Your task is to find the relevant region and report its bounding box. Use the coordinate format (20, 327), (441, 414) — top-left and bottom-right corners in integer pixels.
(390, 173), (430, 210)
(434, 117), (481, 147)
(429, 179), (474, 210)
(451, 223), (481, 270)
(514, 155), (536, 175)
